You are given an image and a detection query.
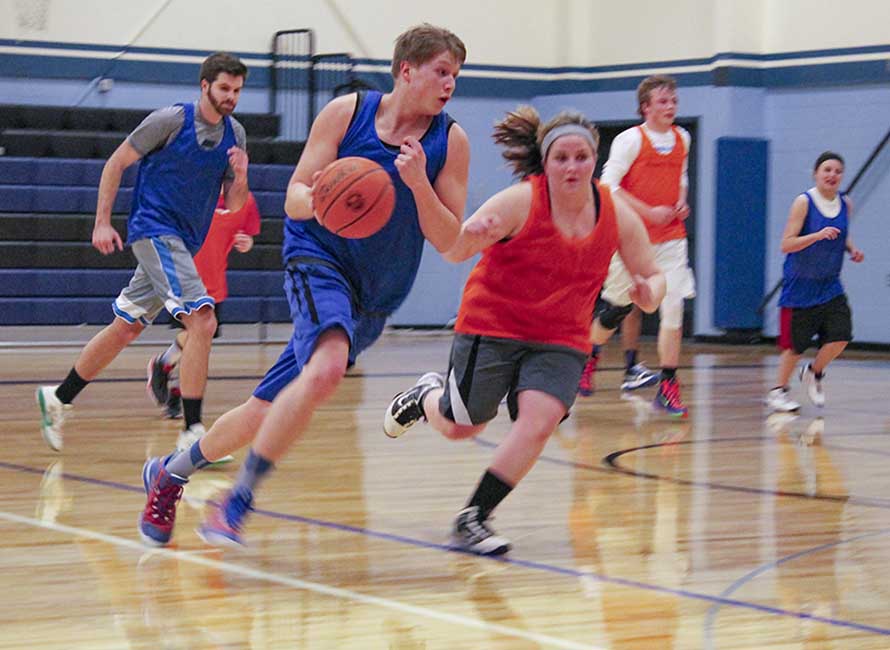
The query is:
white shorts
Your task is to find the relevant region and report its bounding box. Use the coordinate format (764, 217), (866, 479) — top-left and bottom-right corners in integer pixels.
(600, 238), (696, 307)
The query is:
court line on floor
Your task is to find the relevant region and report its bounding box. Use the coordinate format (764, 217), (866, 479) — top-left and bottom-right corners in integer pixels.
(2, 459), (888, 637)
(701, 526), (890, 649)
(0, 509), (604, 650)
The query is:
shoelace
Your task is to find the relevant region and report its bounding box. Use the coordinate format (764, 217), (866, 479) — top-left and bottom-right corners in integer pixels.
(149, 481), (183, 524)
(461, 513), (496, 542)
(661, 380), (683, 406)
(393, 391), (424, 424)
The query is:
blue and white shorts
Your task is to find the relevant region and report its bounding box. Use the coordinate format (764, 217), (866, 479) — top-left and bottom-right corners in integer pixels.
(113, 235), (214, 325)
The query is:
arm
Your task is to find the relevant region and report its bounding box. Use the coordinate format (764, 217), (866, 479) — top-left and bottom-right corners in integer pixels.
(398, 123), (470, 252)
(93, 140), (141, 254)
(443, 182), (530, 263)
(284, 94), (356, 221)
(613, 194), (666, 313)
(222, 122), (249, 211)
(842, 196), (864, 262)
(780, 195), (840, 254)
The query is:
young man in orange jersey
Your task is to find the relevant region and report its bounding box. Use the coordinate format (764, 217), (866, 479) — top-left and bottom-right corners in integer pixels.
(579, 75), (694, 417)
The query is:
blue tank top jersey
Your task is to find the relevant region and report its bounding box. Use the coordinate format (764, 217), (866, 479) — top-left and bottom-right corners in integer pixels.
(127, 102), (236, 254)
(282, 91), (452, 314)
(779, 191), (848, 308)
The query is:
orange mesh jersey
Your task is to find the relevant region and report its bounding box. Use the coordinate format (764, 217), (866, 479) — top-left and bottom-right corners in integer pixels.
(621, 125), (687, 243)
(456, 174), (619, 353)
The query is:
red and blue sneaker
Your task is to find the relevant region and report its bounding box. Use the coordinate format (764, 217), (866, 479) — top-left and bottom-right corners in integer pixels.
(197, 487), (254, 549)
(139, 455), (186, 547)
(577, 354), (598, 397)
(653, 377), (689, 419)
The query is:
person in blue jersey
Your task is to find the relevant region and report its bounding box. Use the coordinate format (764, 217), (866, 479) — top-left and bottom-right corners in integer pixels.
(35, 52), (249, 454)
(766, 152), (864, 413)
(136, 24), (469, 548)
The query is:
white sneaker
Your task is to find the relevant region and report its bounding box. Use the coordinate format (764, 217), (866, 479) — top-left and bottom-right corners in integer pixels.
(36, 385), (72, 452)
(176, 423), (234, 465)
(766, 387), (801, 413)
(799, 364), (825, 407)
(384, 372), (445, 438)
(451, 506), (511, 556)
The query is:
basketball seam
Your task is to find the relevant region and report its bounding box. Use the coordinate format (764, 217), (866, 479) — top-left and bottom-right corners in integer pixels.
(335, 179), (394, 236)
(319, 167), (389, 225)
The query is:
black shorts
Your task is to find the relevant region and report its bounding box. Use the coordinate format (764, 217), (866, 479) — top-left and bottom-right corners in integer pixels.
(170, 302), (222, 338)
(779, 294), (852, 355)
(438, 334), (586, 426)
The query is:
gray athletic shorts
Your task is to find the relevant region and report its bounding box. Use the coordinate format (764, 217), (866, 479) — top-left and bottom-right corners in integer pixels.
(113, 235), (214, 325)
(439, 334), (587, 426)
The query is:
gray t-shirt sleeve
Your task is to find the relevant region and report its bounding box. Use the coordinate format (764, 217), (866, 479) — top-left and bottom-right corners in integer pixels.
(125, 105), (185, 156)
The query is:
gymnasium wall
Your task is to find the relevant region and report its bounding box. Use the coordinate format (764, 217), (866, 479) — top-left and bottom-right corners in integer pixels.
(2, 0), (890, 341)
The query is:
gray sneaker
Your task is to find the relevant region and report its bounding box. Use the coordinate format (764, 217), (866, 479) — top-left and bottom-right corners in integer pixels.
(621, 363), (660, 391)
(451, 506), (511, 556)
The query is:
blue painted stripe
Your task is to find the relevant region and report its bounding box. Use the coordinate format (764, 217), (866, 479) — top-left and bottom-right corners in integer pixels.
(150, 237), (182, 297)
(0, 456), (888, 637)
(4, 40), (890, 93)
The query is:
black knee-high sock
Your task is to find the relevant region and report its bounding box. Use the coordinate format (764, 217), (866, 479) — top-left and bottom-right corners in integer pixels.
(182, 398), (202, 429)
(466, 470), (514, 520)
(55, 368), (89, 404)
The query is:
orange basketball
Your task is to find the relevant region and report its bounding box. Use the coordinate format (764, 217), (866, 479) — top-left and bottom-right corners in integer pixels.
(313, 156), (395, 238)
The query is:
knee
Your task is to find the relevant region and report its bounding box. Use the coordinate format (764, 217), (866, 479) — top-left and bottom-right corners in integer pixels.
(658, 295), (685, 330)
(440, 421), (483, 440)
(303, 357), (346, 399)
(112, 319), (144, 345)
(596, 300), (633, 330)
(184, 308), (218, 340)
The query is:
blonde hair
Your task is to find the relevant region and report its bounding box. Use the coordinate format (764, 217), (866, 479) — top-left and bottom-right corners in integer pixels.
(493, 106), (599, 179)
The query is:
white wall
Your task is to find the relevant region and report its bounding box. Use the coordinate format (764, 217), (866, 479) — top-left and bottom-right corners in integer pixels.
(2, 0), (889, 67)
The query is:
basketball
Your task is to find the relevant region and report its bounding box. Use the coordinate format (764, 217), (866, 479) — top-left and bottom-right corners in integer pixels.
(313, 157), (395, 238)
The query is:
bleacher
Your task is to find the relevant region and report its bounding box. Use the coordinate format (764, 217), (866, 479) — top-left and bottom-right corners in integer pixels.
(0, 104), (298, 326)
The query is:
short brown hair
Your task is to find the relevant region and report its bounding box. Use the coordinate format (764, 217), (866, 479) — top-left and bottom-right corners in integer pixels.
(636, 74), (676, 117)
(200, 52), (248, 85)
(391, 24), (466, 79)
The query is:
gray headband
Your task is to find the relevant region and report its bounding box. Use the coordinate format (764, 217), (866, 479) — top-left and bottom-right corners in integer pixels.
(540, 124), (597, 161)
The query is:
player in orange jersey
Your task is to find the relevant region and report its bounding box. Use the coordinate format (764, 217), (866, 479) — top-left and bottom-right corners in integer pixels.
(580, 75), (695, 418)
(384, 106), (665, 555)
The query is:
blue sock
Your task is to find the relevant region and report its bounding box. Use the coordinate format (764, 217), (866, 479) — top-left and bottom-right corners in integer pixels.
(164, 441), (210, 479)
(591, 344), (601, 357)
(233, 449), (274, 494)
(625, 349), (638, 371)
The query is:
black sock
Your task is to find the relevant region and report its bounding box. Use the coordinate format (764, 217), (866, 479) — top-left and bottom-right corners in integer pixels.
(182, 398), (202, 429)
(55, 368), (89, 404)
(591, 344), (601, 358)
(467, 470), (514, 520)
(661, 367), (677, 381)
(624, 349), (638, 371)
(813, 369), (824, 379)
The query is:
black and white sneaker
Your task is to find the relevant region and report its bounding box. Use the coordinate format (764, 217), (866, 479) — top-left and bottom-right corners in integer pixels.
(451, 506), (511, 556)
(383, 372), (444, 438)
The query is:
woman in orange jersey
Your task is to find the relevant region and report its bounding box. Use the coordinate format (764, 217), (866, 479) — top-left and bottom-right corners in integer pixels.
(383, 106), (665, 555)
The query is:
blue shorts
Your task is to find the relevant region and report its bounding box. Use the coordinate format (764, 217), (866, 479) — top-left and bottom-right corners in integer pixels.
(253, 260), (387, 402)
